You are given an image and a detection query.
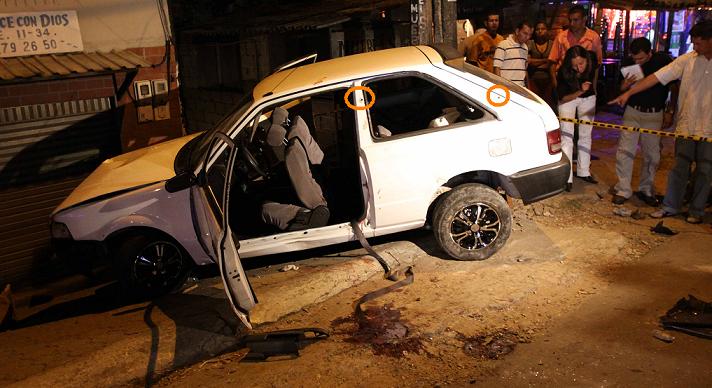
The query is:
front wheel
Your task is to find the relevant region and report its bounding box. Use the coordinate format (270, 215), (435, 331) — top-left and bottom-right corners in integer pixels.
(432, 183), (512, 261)
(114, 234), (191, 299)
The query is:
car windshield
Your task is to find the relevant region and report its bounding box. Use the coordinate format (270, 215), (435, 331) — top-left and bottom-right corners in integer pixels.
(175, 94), (253, 174)
(443, 58), (541, 103)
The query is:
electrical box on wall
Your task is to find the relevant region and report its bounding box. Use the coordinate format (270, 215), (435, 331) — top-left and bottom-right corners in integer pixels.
(133, 80), (154, 123)
(151, 79), (170, 121)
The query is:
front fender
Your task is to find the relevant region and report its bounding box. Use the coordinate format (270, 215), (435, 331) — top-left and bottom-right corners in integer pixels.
(102, 214), (172, 240)
(52, 182), (211, 266)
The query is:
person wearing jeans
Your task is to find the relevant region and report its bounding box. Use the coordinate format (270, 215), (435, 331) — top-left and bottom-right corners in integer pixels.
(556, 45), (599, 191)
(610, 20), (712, 224)
(659, 140), (712, 223)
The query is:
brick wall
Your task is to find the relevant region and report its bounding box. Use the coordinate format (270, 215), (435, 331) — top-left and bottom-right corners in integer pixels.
(0, 77), (114, 108)
(0, 44), (186, 152)
(117, 45), (185, 150)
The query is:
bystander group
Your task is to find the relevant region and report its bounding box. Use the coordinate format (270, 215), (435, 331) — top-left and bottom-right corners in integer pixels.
(610, 20), (712, 224)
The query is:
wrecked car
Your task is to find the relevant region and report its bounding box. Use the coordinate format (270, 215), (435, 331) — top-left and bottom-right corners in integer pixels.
(50, 45), (568, 328)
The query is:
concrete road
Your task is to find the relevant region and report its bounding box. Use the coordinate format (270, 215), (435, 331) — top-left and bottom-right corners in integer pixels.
(0, 238), (417, 387)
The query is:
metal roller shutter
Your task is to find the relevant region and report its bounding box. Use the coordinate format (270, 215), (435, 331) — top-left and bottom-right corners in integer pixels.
(0, 97), (118, 285)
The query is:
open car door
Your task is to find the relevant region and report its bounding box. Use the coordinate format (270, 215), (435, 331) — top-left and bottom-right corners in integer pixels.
(191, 133), (256, 329)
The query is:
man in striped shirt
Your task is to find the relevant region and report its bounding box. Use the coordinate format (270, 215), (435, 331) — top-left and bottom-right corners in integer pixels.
(493, 21), (533, 87)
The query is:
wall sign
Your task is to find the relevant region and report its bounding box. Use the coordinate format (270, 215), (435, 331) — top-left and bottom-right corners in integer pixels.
(410, 0), (424, 46)
(0, 11), (83, 58)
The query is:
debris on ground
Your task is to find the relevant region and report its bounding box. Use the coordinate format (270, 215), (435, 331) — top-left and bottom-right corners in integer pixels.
(240, 328), (329, 362)
(631, 209), (645, 220)
(660, 295), (712, 339)
(613, 207), (633, 217)
(279, 264), (300, 272)
(459, 329), (527, 360)
(651, 221), (678, 236)
(652, 329), (675, 343)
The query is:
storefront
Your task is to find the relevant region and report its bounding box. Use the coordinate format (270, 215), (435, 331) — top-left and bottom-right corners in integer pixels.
(598, 2), (712, 58)
(0, 1), (182, 286)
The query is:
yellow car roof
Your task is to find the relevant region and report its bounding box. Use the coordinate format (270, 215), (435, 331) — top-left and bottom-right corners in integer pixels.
(253, 45), (443, 99)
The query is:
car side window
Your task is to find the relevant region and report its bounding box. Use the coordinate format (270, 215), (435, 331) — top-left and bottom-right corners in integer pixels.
(365, 76), (486, 139)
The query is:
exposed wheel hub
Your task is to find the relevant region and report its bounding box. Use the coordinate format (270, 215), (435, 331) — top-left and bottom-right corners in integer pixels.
(132, 241), (183, 289)
(449, 203), (501, 250)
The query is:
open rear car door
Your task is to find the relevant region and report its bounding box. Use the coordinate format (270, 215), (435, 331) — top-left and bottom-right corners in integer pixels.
(191, 133), (256, 329)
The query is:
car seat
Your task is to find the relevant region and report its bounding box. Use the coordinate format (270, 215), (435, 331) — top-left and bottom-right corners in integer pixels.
(260, 112), (330, 231)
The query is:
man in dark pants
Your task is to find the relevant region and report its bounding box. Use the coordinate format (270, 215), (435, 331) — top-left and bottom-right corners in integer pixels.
(612, 37), (676, 206)
(610, 20), (712, 224)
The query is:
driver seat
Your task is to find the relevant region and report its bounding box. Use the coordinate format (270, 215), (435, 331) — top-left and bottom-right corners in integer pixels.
(261, 112), (330, 231)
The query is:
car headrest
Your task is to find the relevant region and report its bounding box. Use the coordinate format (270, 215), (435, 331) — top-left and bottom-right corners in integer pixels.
(266, 124), (287, 147)
(377, 125), (392, 137)
(272, 107), (289, 126)
(288, 116), (324, 165)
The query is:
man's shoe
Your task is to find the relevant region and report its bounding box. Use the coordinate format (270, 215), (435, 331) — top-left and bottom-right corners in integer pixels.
(635, 191), (660, 207)
(565, 182), (572, 192)
(686, 215), (703, 224)
(576, 175), (598, 184)
(612, 195), (627, 205)
(650, 209), (675, 219)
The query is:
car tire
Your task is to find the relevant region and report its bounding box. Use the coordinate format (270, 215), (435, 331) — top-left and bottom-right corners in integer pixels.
(114, 234), (192, 299)
(432, 183), (512, 261)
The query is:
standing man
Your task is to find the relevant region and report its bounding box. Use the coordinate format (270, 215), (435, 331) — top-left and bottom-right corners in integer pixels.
(528, 21), (555, 107)
(493, 21), (533, 87)
(548, 5), (603, 87)
(610, 20), (712, 224)
(467, 11), (503, 73)
(612, 37), (676, 206)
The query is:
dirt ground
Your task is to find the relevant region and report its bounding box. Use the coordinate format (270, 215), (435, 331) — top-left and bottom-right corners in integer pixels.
(152, 124), (712, 387)
(2, 120), (711, 387)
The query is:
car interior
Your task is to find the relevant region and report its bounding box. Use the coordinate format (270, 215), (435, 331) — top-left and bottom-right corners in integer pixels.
(205, 77), (488, 240)
(223, 89), (366, 240)
(365, 75), (487, 138)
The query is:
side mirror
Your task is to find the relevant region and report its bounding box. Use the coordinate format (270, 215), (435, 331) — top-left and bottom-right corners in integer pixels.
(165, 171), (195, 193)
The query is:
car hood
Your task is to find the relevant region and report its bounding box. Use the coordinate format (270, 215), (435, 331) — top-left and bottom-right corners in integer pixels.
(53, 134), (200, 214)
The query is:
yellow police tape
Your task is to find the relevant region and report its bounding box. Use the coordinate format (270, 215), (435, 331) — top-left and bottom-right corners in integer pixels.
(558, 117), (712, 144)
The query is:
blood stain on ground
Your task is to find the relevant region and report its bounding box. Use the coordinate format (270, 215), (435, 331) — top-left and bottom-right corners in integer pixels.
(459, 329), (527, 360)
(331, 303), (426, 358)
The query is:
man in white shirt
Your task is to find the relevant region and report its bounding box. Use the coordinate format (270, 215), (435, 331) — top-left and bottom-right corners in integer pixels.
(610, 20), (712, 224)
(493, 21), (533, 87)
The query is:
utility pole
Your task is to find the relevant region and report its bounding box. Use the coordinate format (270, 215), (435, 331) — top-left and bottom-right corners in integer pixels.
(411, 0), (457, 47)
(442, 0), (457, 48)
(410, 0), (430, 45)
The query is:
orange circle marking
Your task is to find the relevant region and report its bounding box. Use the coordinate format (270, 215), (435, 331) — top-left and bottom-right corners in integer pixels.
(486, 84), (510, 107)
(344, 86), (376, 111)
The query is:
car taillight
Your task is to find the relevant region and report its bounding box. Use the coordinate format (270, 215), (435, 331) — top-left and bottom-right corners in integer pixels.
(547, 128), (562, 155)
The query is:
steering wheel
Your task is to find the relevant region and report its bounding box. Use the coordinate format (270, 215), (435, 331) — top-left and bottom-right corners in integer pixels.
(240, 138), (269, 179)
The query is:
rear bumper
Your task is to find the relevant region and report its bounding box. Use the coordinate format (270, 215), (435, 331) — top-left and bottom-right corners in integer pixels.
(502, 154), (570, 205)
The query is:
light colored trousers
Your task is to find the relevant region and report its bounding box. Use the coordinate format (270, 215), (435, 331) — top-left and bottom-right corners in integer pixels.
(614, 106), (663, 198)
(558, 95), (596, 183)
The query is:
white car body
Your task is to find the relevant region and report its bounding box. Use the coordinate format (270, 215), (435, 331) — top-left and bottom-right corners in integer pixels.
(51, 46), (568, 327)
